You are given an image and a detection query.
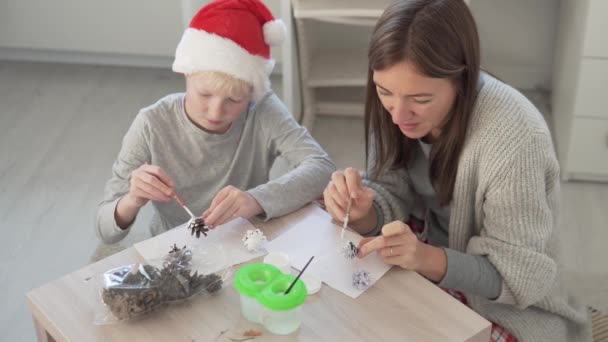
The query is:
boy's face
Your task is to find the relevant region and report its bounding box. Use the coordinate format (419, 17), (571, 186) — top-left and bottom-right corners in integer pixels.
(184, 74), (252, 134)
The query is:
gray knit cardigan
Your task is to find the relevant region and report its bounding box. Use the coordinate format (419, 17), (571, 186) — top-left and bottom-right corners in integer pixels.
(365, 75), (592, 342)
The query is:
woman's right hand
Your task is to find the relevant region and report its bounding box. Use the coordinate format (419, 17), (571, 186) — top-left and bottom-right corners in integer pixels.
(124, 164), (175, 208)
(323, 168), (374, 223)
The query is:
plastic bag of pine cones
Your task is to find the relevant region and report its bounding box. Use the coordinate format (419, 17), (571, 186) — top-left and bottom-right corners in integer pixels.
(93, 243), (232, 324)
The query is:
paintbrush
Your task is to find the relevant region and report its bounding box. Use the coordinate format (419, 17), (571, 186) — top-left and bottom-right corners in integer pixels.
(285, 256), (314, 294)
(173, 194), (196, 219)
(340, 197), (353, 240)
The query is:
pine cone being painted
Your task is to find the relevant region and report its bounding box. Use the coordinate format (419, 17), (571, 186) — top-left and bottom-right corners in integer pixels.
(188, 217), (210, 238)
(341, 241), (359, 260)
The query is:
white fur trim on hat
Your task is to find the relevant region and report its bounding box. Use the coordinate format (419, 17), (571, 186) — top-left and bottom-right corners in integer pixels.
(263, 19), (286, 46)
(172, 28), (275, 101)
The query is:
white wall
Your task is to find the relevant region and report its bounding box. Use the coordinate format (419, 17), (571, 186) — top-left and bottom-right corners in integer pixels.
(0, 0), (558, 90)
(0, 0), (283, 67)
(471, 0), (560, 90)
(298, 0), (561, 91)
(0, 0), (183, 56)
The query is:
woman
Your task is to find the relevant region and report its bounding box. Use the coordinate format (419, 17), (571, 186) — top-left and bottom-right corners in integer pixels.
(323, 1), (591, 341)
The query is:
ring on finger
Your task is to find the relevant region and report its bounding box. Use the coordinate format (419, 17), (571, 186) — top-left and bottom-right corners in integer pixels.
(390, 247), (394, 256)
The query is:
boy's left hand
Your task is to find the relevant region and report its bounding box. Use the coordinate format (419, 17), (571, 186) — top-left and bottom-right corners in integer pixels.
(202, 186), (263, 227)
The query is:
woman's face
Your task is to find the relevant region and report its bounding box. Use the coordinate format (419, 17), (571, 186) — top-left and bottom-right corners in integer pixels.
(373, 61), (457, 140)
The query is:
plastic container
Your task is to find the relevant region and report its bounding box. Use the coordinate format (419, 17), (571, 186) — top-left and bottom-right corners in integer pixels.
(263, 252), (291, 274)
(234, 263), (281, 324)
(300, 273), (322, 295)
(234, 263), (308, 335)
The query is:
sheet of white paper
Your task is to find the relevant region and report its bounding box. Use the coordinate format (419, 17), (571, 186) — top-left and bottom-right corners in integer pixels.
(134, 217), (266, 275)
(265, 204), (392, 298)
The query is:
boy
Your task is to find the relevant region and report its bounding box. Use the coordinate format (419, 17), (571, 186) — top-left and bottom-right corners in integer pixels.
(96, 0), (335, 244)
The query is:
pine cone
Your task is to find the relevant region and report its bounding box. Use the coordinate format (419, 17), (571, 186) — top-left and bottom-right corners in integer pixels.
(188, 218), (210, 238)
(201, 273), (223, 294)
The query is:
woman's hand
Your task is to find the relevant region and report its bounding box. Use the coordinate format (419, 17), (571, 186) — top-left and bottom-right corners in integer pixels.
(358, 221), (424, 270)
(358, 221), (447, 282)
(202, 186), (263, 227)
(124, 164), (175, 208)
(323, 168), (374, 223)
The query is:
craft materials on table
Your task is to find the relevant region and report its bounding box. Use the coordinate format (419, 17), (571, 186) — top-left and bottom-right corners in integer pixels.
(242, 228), (268, 252)
(263, 252), (291, 274)
(96, 244), (227, 324)
(285, 256), (314, 294)
(266, 204), (391, 298)
(135, 217), (266, 275)
(341, 240), (359, 260)
(173, 194), (211, 238)
(234, 263), (308, 335)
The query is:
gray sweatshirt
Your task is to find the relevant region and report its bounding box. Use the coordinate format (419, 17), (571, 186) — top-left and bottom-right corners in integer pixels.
(96, 92), (335, 244)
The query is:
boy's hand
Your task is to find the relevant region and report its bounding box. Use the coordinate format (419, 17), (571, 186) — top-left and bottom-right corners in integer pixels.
(203, 186), (263, 227)
(323, 168), (374, 223)
(126, 164), (174, 208)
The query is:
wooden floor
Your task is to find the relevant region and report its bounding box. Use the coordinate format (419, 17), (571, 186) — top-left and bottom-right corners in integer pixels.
(1, 61), (606, 341)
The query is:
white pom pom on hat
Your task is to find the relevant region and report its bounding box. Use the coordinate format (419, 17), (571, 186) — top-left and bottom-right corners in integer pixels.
(263, 19), (286, 46)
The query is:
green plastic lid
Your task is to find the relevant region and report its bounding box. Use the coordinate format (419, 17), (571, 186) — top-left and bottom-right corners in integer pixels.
(234, 263), (308, 311)
(234, 263), (281, 298)
(257, 274), (307, 311)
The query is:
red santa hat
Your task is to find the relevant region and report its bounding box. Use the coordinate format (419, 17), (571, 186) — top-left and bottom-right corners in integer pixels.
(172, 0), (286, 101)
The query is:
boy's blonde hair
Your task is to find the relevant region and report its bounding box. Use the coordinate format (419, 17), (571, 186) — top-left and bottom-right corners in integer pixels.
(189, 71), (253, 99)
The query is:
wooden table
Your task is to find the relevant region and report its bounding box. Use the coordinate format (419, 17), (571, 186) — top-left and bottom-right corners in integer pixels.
(27, 206), (491, 342)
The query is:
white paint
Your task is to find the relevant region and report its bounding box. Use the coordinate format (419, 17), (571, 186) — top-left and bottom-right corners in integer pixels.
(263, 252), (291, 274)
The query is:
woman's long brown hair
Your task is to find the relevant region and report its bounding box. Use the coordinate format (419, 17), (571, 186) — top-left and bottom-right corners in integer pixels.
(365, 0), (480, 205)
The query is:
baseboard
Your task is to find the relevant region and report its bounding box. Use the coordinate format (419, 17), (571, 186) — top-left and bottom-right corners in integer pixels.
(0, 47), (283, 75)
(0, 47), (175, 69)
(562, 172), (608, 183)
(485, 64), (552, 90)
